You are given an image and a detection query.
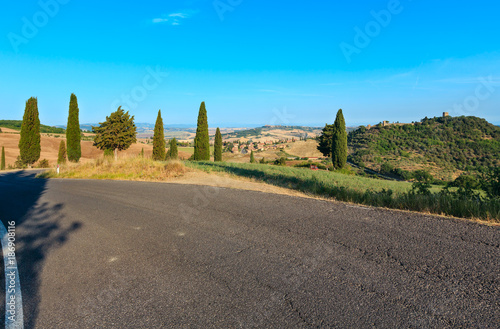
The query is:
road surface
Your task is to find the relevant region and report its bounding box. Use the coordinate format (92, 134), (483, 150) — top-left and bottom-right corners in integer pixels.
(0, 170), (498, 328)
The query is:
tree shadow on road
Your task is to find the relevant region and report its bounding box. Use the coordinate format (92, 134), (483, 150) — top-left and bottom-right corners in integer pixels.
(0, 170), (81, 329)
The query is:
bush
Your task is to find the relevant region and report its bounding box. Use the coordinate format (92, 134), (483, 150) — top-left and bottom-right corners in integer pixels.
(481, 167), (500, 199)
(392, 168), (413, 180)
(37, 159), (50, 168)
(453, 173), (479, 189)
(274, 157), (286, 166)
(411, 170), (433, 195)
(13, 156), (27, 169)
(380, 162), (394, 174)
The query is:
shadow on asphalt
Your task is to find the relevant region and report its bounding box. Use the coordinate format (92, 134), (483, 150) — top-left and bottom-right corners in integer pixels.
(0, 170), (81, 329)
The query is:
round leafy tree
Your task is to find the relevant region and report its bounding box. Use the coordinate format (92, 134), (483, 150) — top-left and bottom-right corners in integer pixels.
(92, 106), (137, 160)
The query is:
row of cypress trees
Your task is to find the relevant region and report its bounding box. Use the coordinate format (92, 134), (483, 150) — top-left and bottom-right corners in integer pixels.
(15, 94), (82, 167)
(152, 109), (181, 161)
(10, 96), (345, 168)
(152, 101), (224, 162)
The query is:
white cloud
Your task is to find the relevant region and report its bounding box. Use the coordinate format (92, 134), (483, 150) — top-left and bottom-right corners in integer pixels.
(152, 18), (169, 23)
(152, 10), (198, 26)
(169, 13), (188, 18)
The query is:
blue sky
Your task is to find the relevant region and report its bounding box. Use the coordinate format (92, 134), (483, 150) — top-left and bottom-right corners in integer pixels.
(0, 0), (499, 127)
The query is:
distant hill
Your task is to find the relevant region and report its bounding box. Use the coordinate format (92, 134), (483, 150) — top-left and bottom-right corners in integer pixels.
(348, 116), (500, 180)
(0, 120), (65, 134)
(56, 123), (198, 133)
(222, 125), (322, 140)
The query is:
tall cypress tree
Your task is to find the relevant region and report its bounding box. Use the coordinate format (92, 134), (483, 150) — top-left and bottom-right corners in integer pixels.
(250, 150), (256, 163)
(194, 101), (210, 160)
(167, 138), (178, 160)
(57, 140), (67, 164)
(331, 109), (347, 169)
(66, 93), (82, 162)
(214, 127), (222, 162)
(19, 97), (41, 167)
(152, 109), (166, 161)
(1, 146), (5, 170)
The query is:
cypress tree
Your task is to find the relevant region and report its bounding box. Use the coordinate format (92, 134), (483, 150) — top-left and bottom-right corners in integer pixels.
(317, 123), (334, 157)
(214, 127), (222, 162)
(193, 101), (210, 160)
(250, 150), (256, 163)
(152, 109), (166, 161)
(66, 93), (81, 162)
(1, 146), (5, 170)
(167, 138), (178, 160)
(19, 97), (41, 167)
(331, 109), (347, 169)
(57, 140), (67, 164)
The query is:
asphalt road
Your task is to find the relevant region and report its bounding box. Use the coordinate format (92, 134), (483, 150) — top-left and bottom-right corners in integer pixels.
(0, 170), (498, 328)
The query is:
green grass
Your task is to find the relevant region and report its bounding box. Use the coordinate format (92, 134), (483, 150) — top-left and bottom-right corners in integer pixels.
(186, 161), (500, 222)
(188, 161), (414, 193)
(178, 146), (214, 155)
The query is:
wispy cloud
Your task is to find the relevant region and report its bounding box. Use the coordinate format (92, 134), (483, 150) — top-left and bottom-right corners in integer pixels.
(152, 10), (198, 26)
(435, 77), (500, 85)
(257, 88), (332, 98)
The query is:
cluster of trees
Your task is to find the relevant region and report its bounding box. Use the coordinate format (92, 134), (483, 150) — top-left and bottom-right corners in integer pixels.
(316, 109), (348, 169)
(5, 95), (227, 168)
(91, 101), (224, 163)
(3, 94), (82, 169)
(348, 116), (500, 176)
(7, 98), (347, 170)
(409, 167), (500, 203)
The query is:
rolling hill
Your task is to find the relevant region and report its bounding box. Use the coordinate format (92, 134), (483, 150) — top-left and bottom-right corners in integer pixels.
(347, 116), (500, 180)
(0, 120), (65, 134)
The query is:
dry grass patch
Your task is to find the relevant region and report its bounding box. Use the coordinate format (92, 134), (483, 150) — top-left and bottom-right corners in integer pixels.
(40, 156), (189, 181)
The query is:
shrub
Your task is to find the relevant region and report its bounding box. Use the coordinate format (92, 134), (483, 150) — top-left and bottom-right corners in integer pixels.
(380, 162), (394, 174)
(274, 157), (286, 166)
(481, 167), (500, 199)
(13, 156), (27, 169)
(411, 170), (433, 195)
(37, 159), (50, 168)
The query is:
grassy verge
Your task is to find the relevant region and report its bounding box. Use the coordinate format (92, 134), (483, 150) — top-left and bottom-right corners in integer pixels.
(186, 161), (500, 222)
(38, 156), (188, 181)
(178, 146), (214, 155)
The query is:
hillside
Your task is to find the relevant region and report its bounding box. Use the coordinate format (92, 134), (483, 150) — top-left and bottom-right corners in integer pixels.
(0, 120), (65, 134)
(348, 116), (500, 180)
(222, 125), (322, 141)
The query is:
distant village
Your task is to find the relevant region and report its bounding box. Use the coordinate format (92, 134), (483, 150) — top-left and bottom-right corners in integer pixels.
(223, 138), (298, 154)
